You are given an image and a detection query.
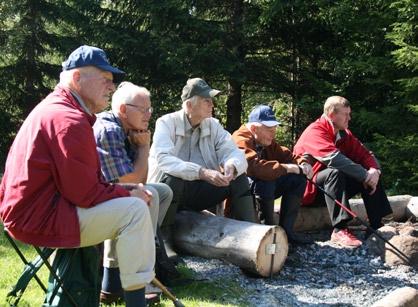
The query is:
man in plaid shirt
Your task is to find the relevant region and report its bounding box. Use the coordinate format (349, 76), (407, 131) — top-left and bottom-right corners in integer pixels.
(94, 81), (178, 304)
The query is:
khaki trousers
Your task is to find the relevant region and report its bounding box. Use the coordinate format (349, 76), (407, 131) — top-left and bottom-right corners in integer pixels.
(77, 196), (155, 289)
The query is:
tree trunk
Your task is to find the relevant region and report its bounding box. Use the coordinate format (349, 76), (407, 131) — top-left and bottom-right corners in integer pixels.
(173, 211), (288, 277)
(225, 0), (244, 133)
(226, 80), (242, 133)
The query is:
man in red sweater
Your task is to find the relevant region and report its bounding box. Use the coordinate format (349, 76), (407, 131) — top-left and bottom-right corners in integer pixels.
(294, 96), (392, 248)
(0, 45), (154, 306)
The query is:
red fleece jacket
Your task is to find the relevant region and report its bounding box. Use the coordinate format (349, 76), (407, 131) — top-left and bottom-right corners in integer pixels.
(294, 116), (379, 205)
(0, 85), (129, 247)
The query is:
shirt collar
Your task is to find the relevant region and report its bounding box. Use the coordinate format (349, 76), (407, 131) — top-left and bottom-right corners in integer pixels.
(69, 89), (92, 115)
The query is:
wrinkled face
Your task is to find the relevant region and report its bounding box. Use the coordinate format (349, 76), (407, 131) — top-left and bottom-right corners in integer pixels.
(252, 124), (277, 146)
(189, 96), (213, 123)
(78, 68), (115, 113)
(330, 106), (351, 131)
(124, 94), (152, 131)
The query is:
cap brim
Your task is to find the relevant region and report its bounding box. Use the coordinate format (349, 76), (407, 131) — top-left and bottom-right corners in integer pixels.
(200, 89), (221, 98)
(97, 64), (125, 83)
(261, 120), (280, 127)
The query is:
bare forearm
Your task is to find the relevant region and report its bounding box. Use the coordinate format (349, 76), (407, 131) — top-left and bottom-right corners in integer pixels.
(119, 147), (149, 183)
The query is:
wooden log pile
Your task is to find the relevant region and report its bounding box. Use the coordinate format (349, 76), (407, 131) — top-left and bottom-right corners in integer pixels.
(294, 195), (416, 232)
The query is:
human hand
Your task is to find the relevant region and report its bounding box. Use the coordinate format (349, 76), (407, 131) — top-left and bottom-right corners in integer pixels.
(129, 183), (153, 205)
(282, 163), (301, 175)
(199, 168), (231, 187)
(300, 162), (313, 179)
(363, 168), (380, 195)
(223, 164), (236, 181)
(128, 130), (151, 147)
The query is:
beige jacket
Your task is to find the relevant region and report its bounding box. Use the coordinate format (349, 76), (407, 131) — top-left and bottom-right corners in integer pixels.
(148, 110), (247, 182)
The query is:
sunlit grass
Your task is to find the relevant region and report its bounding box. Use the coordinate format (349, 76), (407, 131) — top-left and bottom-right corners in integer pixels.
(0, 225), (249, 306)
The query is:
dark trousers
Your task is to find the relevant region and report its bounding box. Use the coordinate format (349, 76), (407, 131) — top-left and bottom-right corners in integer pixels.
(161, 173), (256, 226)
(315, 168), (392, 229)
(250, 173), (306, 201)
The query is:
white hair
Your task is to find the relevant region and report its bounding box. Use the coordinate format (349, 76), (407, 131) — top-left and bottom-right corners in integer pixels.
(59, 66), (101, 88)
(182, 95), (199, 111)
(111, 81), (151, 113)
(323, 96), (350, 116)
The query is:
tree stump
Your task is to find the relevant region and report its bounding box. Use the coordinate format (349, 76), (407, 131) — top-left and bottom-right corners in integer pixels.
(173, 211), (288, 277)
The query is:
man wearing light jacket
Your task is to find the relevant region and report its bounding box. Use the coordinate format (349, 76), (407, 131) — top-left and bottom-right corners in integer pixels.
(232, 105), (313, 244)
(148, 78), (258, 228)
(294, 96), (392, 248)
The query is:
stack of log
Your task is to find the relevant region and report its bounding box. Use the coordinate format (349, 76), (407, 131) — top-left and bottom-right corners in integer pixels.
(172, 196), (417, 276)
(294, 195), (418, 231)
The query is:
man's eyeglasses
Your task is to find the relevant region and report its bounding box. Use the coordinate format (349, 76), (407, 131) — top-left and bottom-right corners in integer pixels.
(125, 104), (153, 114)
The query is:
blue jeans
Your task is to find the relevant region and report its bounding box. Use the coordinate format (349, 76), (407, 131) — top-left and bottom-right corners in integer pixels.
(249, 173), (306, 201)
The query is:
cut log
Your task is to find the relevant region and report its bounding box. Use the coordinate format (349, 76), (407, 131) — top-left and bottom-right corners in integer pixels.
(173, 211), (288, 277)
(294, 195), (413, 232)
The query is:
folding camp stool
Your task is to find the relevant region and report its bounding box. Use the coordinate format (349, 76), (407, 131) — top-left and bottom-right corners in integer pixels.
(3, 228), (78, 307)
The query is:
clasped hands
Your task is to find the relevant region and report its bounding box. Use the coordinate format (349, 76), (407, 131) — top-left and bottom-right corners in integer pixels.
(363, 168), (380, 195)
(119, 183), (153, 205)
(283, 162), (313, 179)
(199, 164), (236, 187)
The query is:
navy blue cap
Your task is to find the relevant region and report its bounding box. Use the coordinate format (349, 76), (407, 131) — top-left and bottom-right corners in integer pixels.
(62, 45), (125, 82)
(248, 105), (280, 127)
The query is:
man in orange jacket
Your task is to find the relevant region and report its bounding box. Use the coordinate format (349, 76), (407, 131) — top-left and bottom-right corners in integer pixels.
(232, 105), (313, 244)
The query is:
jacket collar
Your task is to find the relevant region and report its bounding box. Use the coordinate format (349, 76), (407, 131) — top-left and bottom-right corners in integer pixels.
(55, 84), (97, 125)
(175, 110), (211, 138)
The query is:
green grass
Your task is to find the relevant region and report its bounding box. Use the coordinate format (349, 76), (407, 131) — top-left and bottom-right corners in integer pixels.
(0, 226), (249, 306)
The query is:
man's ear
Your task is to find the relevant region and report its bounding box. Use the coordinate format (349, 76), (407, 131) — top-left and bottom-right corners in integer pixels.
(72, 70), (82, 91)
(328, 111), (336, 123)
(249, 124), (257, 133)
(120, 103), (128, 118)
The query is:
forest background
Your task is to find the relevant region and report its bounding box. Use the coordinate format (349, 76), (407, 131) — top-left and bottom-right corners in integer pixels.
(0, 0), (416, 195)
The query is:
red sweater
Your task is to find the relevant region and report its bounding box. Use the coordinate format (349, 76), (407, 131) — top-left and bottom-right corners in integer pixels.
(0, 85), (129, 247)
(294, 116), (379, 205)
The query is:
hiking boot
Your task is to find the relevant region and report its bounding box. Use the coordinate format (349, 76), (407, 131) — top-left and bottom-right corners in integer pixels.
(331, 228), (362, 248)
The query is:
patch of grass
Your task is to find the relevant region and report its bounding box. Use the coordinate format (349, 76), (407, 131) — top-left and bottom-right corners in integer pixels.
(0, 225), (248, 306)
(0, 229), (49, 306)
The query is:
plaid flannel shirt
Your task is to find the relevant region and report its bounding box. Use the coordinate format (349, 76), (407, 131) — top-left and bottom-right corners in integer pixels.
(93, 111), (137, 183)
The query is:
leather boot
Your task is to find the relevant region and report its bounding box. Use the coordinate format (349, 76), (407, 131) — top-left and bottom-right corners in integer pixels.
(257, 198), (278, 225)
(280, 194), (313, 244)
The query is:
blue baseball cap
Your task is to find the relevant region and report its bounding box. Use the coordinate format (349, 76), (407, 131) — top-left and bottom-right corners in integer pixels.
(248, 105), (280, 127)
(62, 45), (125, 82)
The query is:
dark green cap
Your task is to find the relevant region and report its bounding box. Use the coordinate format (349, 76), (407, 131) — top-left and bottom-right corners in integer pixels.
(181, 78), (221, 102)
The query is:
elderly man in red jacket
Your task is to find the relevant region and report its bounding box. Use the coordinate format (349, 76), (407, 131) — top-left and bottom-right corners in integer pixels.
(0, 45), (154, 307)
(294, 96), (392, 248)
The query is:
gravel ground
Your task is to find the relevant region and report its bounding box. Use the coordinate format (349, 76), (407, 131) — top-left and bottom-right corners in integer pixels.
(181, 229), (418, 307)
